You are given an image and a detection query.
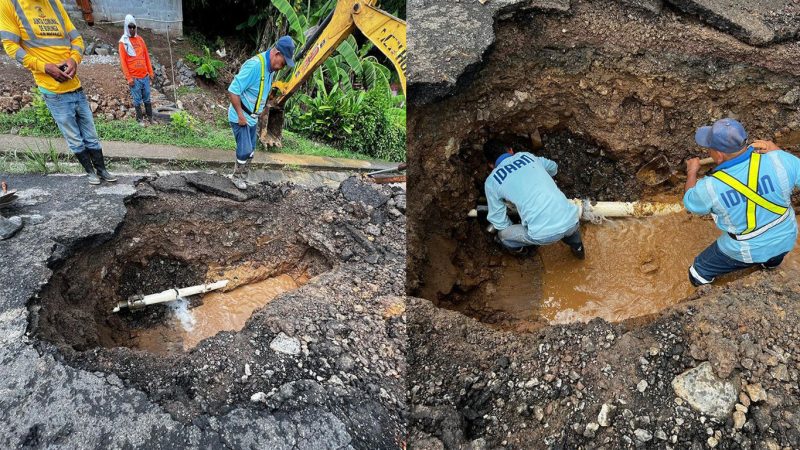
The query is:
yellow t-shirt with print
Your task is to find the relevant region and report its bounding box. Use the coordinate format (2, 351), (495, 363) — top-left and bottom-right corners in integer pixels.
(0, 0), (84, 93)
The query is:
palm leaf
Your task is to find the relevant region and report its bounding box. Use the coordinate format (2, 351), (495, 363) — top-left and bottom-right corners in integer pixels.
(324, 58), (340, 84)
(336, 37), (363, 76)
(270, 0), (306, 44)
(310, 0), (336, 23)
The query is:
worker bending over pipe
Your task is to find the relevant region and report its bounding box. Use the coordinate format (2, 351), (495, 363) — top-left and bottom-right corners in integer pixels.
(483, 139), (585, 259)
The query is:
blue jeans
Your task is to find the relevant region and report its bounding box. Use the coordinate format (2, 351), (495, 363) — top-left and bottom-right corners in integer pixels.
(689, 241), (787, 286)
(42, 89), (101, 154)
(498, 221), (582, 249)
(129, 77), (151, 107)
(230, 122), (258, 163)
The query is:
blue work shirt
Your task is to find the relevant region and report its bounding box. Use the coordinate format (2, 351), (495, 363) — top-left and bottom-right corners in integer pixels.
(485, 152), (580, 241)
(684, 147), (800, 263)
(227, 52), (273, 127)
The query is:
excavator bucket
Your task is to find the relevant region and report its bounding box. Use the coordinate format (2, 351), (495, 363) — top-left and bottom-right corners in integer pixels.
(259, 106), (285, 148)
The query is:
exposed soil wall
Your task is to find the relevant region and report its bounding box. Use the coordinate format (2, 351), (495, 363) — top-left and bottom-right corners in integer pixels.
(407, 0), (800, 316)
(19, 174), (407, 449)
(407, 1), (800, 447)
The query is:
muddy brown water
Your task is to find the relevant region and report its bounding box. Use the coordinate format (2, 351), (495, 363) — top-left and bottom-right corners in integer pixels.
(531, 212), (800, 324)
(32, 188), (334, 355)
(428, 207), (800, 328)
(133, 273), (307, 354)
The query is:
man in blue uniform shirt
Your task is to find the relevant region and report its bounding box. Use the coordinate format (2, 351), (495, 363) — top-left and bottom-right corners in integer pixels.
(684, 118), (800, 286)
(227, 35), (295, 190)
(484, 140), (585, 259)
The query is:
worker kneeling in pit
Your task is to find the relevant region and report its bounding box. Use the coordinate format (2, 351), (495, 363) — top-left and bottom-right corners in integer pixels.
(483, 139), (585, 259)
(685, 118), (800, 286)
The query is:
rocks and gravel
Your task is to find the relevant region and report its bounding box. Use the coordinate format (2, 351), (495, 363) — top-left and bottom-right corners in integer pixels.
(269, 332), (301, 355)
(671, 361), (738, 419)
(408, 266), (800, 449)
(0, 174), (407, 448)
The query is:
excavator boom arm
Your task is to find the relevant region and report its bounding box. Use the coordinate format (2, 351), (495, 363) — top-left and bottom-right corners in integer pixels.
(271, 0), (406, 107)
(351, 3), (406, 94)
(261, 0), (405, 148)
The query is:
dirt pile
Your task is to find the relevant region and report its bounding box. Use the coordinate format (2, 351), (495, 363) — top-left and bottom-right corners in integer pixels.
(15, 174), (406, 448)
(407, 1), (800, 448)
(409, 271), (800, 449)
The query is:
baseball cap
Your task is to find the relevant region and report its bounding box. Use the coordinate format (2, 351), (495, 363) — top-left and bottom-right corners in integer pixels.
(695, 118), (748, 153)
(275, 36), (296, 68)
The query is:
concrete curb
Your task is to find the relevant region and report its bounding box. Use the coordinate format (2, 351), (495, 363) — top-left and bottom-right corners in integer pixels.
(0, 134), (398, 173)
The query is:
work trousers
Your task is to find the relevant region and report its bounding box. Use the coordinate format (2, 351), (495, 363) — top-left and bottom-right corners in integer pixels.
(42, 89), (101, 154)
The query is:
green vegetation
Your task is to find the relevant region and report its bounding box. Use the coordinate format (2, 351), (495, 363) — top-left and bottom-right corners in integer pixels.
(271, 0), (407, 162)
(23, 147), (49, 173)
(19, 141), (70, 174)
(175, 86), (201, 96)
(279, 130), (369, 160)
(129, 157), (150, 170)
(31, 90), (58, 134)
(0, 106), (386, 161)
(96, 116), (234, 149)
(170, 110), (200, 135)
(174, 158), (210, 171)
(185, 46), (225, 82)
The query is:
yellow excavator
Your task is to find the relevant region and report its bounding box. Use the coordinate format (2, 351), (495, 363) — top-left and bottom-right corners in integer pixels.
(260, 0), (406, 147)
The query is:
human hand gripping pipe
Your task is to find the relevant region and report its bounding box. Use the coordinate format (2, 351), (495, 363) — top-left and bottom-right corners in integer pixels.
(112, 280), (229, 313)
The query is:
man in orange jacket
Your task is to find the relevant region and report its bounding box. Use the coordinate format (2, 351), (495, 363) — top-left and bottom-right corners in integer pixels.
(0, 0), (116, 185)
(119, 15), (154, 124)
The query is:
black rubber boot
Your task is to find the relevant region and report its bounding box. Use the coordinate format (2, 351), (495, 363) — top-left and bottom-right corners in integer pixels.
(74, 151), (101, 185)
(144, 102), (153, 121)
(88, 148), (117, 182)
(562, 229), (585, 260)
(135, 104), (143, 122)
(569, 242), (585, 260)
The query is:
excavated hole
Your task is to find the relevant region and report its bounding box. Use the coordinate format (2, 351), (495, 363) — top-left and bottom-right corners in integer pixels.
(420, 129), (800, 330)
(30, 192), (332, 356)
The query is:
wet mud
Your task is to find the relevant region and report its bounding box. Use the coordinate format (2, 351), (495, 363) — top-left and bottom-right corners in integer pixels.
(407, 0), (800, 328)
(32, 191), (330, 353)
(133, 273), (309, 354)
(20, 175), (408, 448)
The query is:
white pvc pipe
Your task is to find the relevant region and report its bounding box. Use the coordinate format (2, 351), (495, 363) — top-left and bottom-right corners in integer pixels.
(569, 199), (684, 219)
(113, 280), (229, 313)
(467, 199), (685, 221)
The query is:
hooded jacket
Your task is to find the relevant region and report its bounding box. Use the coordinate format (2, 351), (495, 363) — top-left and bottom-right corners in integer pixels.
(118, 15), (153, 82)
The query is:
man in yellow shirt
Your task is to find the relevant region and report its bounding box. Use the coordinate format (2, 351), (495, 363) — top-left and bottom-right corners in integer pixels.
(0, 0), (115, 184)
